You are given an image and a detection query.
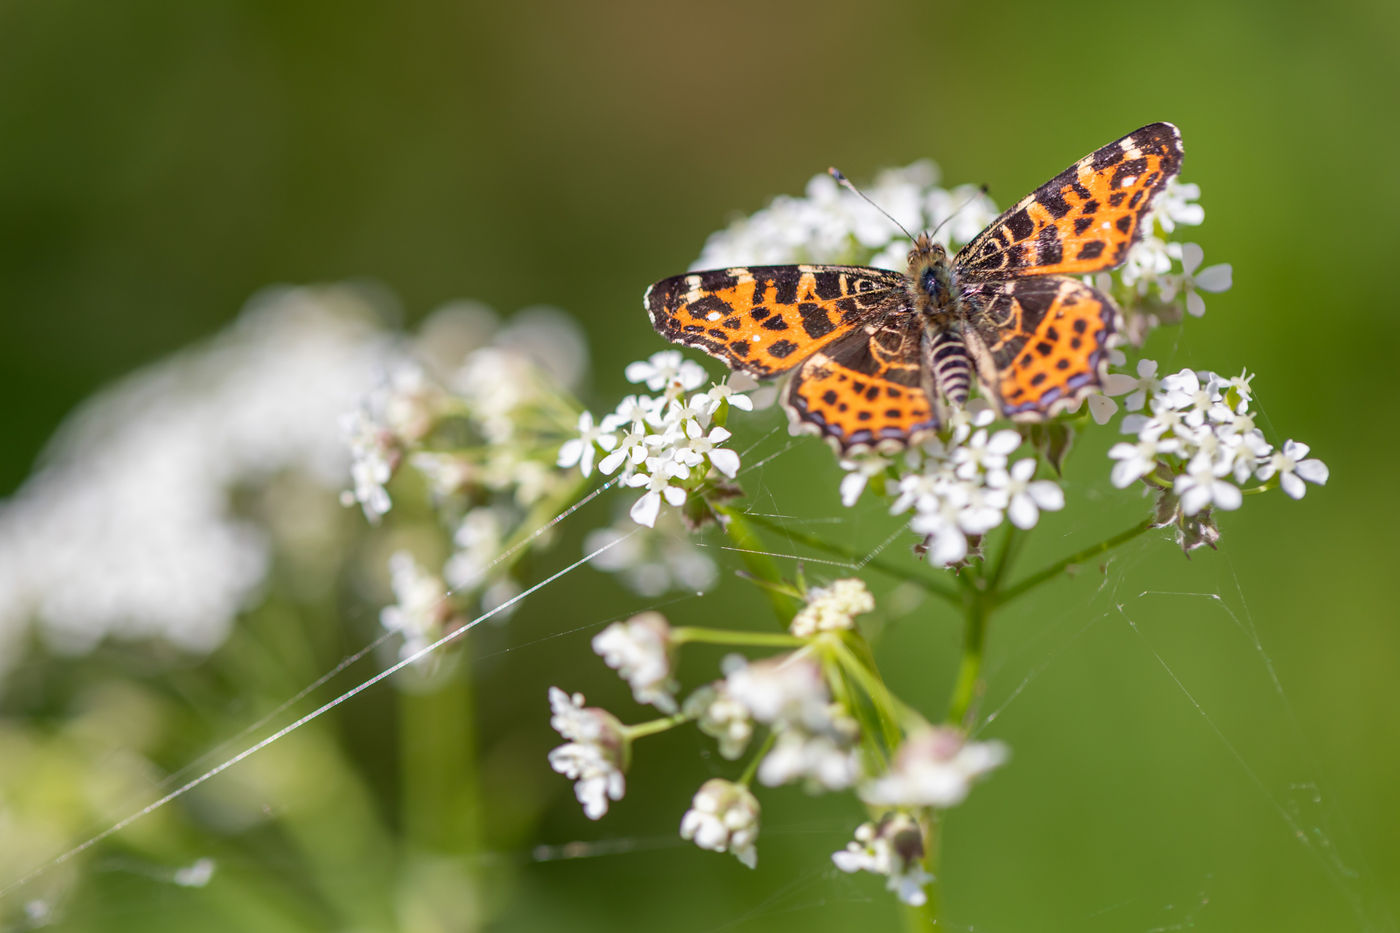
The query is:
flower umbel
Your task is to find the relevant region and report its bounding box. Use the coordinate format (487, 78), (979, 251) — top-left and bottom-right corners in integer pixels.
(680, 779), (761, 868)
(546, 687), (629, 820)
(832, 813), (935, 907)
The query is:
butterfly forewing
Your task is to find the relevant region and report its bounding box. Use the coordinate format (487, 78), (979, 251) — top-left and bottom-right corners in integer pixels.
(645, 265), (907, 378)
(955, 122), (1183, 279)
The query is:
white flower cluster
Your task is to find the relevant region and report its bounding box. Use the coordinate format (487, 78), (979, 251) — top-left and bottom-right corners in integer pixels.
(693, 160), (999, 271)
(829, 729), (1008, 906)
(789, 578), (875, 636)
(550, 584), (1013, 896)
(583, 508), (718, 597)
(860, 727), (1009, 809)
(703, 653), (862, 792)
(545, 687), (629, 820)
(558, 350), (751, 528)
(679, 779), (761, 868)
(831, 813), (935, 907)
(857, 408), (1065, 566)
(0, 286), (394, 670)
(1108, 366), (1328, 518)
(379, 551), (457, 662)
(591, 612), (679, 713)
(345, 304), (588, 526)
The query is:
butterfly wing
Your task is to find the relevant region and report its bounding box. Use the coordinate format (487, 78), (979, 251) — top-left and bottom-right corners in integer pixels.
(962, 276), (1119, 419)
(785, 309), (939, 451)
(645, 265), (907, 377)
(955, 122), (1183, 279)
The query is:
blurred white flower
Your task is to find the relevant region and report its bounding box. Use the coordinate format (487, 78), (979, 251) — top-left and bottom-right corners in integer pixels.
(680, 779), (761, 868)
(789, 579), (875, 637)
(592, 612), (678, 713)
(860, 726), (1009, 809)
(832, 813), (934, 907)
(1177, 243), (1233, 317)
(0, 286), (396, 669)
(380, 551), (454, 662)
(546, 687), (629, 820)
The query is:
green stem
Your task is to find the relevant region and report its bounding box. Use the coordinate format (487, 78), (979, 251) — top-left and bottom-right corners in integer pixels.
(825, 635), (906, 755)
(737, 510), (960, 605)
(714, 504), (803, 624)
(999, 517), (1156, 606)
(626, 712), (690, 741)
(738, 732), (778, 786)
(671, 627), (806, 649)
(985, 523), (1026, 593)
(945, 587), (989, 727)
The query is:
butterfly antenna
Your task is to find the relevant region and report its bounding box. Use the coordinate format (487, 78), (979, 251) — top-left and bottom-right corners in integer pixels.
(828, 167), (916, 242)
(928, 184), (990, 239)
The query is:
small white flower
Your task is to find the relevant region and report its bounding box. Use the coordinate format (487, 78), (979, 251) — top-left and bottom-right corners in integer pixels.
(172, 857), (217, 888)
(625, 350), (707, 395)
(838, 451), (893, 506)
(680, 779), (761, 869)
(943, 398), (995, 444)
(624, 464), (689, 528)
(723, 653), (830, 731)
(557, 410), (617, 477)
(1257, 439), (1329, 499)
(687, 683), (754, 760)
(693, 379), (754, 415)
(684, 425), (741, 478)
(952, 428), (1019, 480)
(584, 510), (717, 597)
(991, 459), (1065, 530)
(547, 687), (628, 820)
(789, 578), (876, 637)
(1110, 358), (1162, 412)
(1152, 179), (1205, 234)
(592, 611), (678, 713)
(831, 814), (934, 907)
(906, 491), (974, 567)
(444, 508), (506, 590)
(1108, 436), (1175, 488)
(757, 717), (860, 791)
(860, 726), (1009, 809)
(380, 551), (453, 661)
(410, 451), (476, 496)
(1178, 243), (1233, 318)
(1173, 458), (1243, 515)
(1121, 234), (1174, 288)
(340, 408), (399, 522)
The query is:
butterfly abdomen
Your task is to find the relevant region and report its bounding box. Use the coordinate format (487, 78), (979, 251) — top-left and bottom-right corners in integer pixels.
(926, 328), (972, 407)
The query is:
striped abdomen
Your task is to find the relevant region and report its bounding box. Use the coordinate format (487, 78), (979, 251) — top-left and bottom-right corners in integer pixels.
(927, 328), (973, 406)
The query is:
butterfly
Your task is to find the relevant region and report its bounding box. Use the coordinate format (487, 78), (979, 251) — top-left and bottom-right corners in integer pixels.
(643, 122), (1184, 452)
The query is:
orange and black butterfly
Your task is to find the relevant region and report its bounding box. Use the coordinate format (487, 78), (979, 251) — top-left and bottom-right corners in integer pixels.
(644, 122), (1183, 453)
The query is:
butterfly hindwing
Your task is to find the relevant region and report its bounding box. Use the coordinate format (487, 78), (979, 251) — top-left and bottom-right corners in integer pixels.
(785, 315), (938, 451)
(645, 265), (907, 377)
(956, 122), (1183, 279)
(962, 275), (1119, 418)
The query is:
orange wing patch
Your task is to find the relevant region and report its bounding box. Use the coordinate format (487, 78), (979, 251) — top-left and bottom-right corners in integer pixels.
(956, 122), (1183, 279)
(645, 265), (905, 377)
(965, 276), (1118, 418)
(785, 320), (938, 451)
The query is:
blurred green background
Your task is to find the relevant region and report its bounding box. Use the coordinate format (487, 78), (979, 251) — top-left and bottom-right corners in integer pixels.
(2, 1), (1397, 930)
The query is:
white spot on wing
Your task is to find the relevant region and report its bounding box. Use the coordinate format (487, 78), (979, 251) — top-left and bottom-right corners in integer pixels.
(705, 311), (721, 322)
(1120, 176), (1137, 187)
